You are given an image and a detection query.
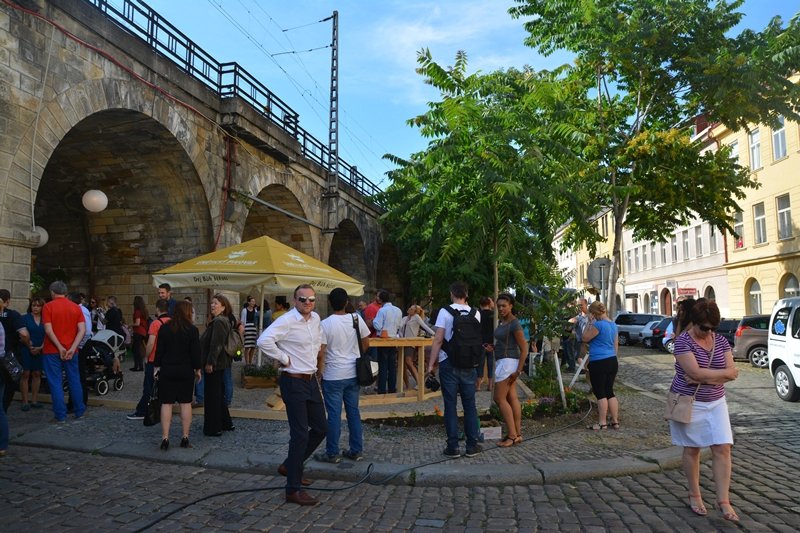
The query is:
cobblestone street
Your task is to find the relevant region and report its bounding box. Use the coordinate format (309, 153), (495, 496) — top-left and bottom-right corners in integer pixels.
(2, 346), (799, 531)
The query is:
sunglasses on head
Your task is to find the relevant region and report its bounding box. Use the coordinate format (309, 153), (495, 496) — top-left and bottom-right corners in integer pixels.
(297, 296), (316, 303)
(698, 324), (716, 332)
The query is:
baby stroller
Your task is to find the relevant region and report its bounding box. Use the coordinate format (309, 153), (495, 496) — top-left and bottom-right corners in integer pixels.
(85, 330), (126, 395)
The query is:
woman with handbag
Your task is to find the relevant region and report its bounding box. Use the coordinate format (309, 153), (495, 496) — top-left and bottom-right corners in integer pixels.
(201, 294), (235, 436)
(669, 300), (739, 521)
(153, 301), (201, 450)
(492, 293), (529, 448)
(581, 301), (619, 431)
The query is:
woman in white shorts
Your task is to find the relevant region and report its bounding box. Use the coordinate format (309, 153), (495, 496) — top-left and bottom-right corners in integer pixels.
(492, 293), (529, 448)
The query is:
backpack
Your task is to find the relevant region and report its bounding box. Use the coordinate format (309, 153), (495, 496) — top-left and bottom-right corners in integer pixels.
(224, 318), (244, 360)
(443, 306), (482, 369)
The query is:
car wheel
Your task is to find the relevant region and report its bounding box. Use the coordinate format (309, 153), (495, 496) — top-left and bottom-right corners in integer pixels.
(618, 333), (629, 346)
(665, 339), (675, 354)
(643, 337), (653, 348)
(774, 365), (800, 402)
(748, 346), (769, 368)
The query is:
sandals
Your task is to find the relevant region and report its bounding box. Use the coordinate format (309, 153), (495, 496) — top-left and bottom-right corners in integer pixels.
(717, 501), (739, 522)
(497, 435), (517, 448)
(513, 435), (523, 445)
(688, 493), (707, 516)
(610, 421), (620, 430)
(587, 424), (607, 431)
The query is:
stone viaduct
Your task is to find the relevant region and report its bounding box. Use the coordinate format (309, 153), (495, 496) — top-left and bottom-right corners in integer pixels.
(0, 0), (403, 314)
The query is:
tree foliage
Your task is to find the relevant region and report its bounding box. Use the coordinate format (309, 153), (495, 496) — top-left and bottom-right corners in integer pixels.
(510, 0), (800, 314)
(379, 50), (585, 304)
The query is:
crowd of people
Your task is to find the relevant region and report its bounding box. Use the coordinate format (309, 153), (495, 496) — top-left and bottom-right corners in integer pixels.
(0, 280), (739, 519)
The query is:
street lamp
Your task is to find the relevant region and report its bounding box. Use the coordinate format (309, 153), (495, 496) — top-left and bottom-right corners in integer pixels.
(82, 189), (108, 212)
(33, 225), (49, 248)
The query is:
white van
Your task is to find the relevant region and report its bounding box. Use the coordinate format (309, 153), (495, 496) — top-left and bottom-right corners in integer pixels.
(767, 297), (800, 402)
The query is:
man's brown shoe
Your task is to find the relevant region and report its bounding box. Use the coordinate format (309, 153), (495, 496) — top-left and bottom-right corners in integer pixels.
(285, 490), (318, 506)
(277, 464), (312, 486)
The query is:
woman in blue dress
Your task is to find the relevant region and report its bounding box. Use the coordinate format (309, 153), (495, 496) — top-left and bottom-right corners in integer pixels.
(20, 297), (46, 411)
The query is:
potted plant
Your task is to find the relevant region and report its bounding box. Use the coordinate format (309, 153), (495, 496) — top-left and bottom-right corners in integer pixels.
(241, 363), (279, 389)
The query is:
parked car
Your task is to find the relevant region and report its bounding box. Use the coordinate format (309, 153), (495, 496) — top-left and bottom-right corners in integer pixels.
(767, 297), (800, 401)
(731, 315), (770, 368)
(639, 317), (671, 348)
(614, 313), (667, 346)
(716, 318), (740, 348)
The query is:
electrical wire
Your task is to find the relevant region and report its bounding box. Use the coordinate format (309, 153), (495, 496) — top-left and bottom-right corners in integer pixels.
(132, 403), (594, 532)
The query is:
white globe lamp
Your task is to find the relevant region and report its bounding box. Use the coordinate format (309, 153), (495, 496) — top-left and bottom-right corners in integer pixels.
(82, 189), (108, 212)
(33, 225), (49, 248)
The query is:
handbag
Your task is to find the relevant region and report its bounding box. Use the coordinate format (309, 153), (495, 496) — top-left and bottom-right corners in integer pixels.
(664, 335), (715, 423)
(353, 314), (376, 386)
(0, 350), (23, 383)
(143, 378), (161, 427)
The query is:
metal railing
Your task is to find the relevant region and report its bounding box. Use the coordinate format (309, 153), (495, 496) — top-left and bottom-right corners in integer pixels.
(87, 0), (382, 200)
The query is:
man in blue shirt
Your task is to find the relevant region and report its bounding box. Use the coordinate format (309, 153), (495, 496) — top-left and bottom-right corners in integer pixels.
(372, 289), (402, 394)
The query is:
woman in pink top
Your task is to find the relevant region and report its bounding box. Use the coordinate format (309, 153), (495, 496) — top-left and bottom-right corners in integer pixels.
(669, 300), (739, 522)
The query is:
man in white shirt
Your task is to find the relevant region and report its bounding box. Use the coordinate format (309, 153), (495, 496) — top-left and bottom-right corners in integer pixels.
(372, 289), (403, 394)
(427, 281), (482, 458)
(315, 288), (370, 464)
(257, 284), (327, 506)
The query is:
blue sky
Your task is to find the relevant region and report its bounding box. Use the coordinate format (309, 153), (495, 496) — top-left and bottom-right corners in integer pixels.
(143, 0), (798, 189)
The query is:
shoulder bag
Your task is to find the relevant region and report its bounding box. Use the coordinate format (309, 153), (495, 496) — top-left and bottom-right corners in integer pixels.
(0, 350), (23, 383)
(664, 335), (715, 423)
(143, 378), (161, 427)
(353, 314), (377, 386)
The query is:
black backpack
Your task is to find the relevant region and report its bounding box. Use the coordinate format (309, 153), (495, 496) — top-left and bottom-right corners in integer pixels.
(443, 306), (482, 369)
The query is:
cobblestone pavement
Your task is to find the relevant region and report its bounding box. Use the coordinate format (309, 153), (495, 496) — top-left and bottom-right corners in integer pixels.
(2, 345), (799, 531)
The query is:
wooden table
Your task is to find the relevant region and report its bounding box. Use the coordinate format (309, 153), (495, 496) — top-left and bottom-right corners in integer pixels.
(367, 336), (436, 403)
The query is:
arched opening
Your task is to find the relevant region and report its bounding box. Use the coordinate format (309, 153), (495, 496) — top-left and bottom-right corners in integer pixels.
(375, 241), (405, 310)
(780, 273), (800, 299)
(746, 278), (762, 314)
(704, 285), (716, 301)
(661, 288), (673, 316)
(643, 294), (650, 313)
(33, 110), (212, 310)
(242, 184), (314, 257)
(328, 219), (368, 286)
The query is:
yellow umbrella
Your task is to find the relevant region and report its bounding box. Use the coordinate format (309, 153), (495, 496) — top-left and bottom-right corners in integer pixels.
(152, 235), (364, 296)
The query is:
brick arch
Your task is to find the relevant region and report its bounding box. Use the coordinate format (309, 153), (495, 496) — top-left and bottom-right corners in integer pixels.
(328, 219), (368, 286)
(240, 183), (316, 258)
(31, 106), (214, 307)
(3, 78), (221, 231)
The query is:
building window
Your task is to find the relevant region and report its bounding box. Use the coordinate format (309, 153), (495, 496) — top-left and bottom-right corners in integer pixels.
(642, 245), (648, 270)
(650, 244), (656, 268)
(710, 225), (718, 253)
(634, 247), (640, 272)
(773, 115), (787, 160)
(695, 226), (703, 257)
(661, 242), (667, 265)
(748, 279), (762, 314)
(728, 140), (739, 164)
(671, 235), (678, 262)
(777, 194), (792, 240)
(705, 286), (716, 301)
(603, 215), (609, 237)
(754, 202), (767, 244)
(626, 250), (632, 273)
(682, 230), (689, 261)
(749, 128), (761, 169)
(580, 264), (585, 285)
(734, 211), (744, 249)
(784, 274), (800, 298)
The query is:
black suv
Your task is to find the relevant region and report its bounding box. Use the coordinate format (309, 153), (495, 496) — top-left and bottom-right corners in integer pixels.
(614, 313), (667, 346)
(716, 319), (740, 348)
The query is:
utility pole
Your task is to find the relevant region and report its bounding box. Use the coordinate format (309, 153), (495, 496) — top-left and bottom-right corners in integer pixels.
(323, 10), (339, 233)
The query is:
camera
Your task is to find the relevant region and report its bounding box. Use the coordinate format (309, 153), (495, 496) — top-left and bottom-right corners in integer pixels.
(425, 373), (440, 392)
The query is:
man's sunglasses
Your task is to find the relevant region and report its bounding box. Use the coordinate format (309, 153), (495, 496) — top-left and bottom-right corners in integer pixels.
(297, 296), (316, 303)
(698, 325), (716, 332)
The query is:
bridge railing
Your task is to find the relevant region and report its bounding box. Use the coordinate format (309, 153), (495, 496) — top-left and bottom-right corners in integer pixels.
(87, 0), (382, 202)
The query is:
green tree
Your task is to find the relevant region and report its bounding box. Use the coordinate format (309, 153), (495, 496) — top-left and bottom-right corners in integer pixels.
(380, 50), (585, 305)
(510, 0), (800, 314)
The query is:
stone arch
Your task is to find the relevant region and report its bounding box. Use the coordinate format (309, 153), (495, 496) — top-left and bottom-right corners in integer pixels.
(328, 219), (368, 287)
(32, 107), (214, 309)
(4, 78), (221, 232)
(779, 272), (800, 299)
(241, 183), (315, 258)
(745, 277), (763, 314)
